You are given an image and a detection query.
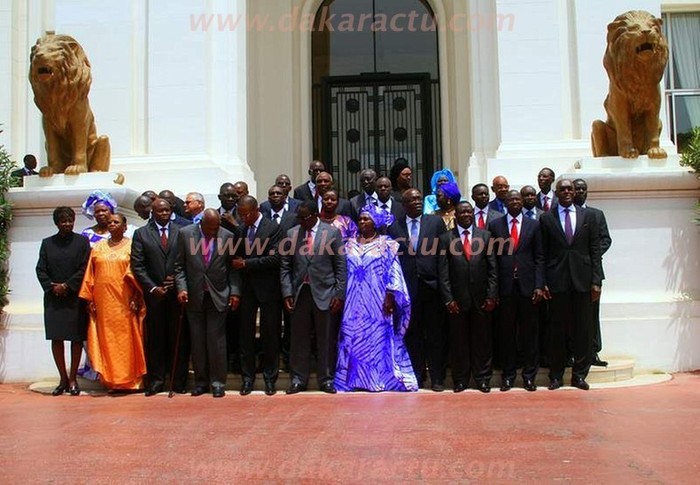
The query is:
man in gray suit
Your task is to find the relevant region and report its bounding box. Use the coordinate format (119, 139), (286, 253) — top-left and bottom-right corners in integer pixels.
(280, 200), (347, 394)
(175, 209), (241, 398)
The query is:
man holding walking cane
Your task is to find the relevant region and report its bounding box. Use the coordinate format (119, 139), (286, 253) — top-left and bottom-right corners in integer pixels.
(132, 198), (190, 396)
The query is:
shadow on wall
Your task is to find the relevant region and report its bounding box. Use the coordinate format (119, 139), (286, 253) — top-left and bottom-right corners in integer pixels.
(664, 222), (700, 371)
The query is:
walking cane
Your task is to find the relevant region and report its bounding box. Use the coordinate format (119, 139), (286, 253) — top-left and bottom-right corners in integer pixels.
(168, 303), (186, 398)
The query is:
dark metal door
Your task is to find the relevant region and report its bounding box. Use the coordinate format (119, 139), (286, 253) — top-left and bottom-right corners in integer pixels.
(321, 73), (434, 196)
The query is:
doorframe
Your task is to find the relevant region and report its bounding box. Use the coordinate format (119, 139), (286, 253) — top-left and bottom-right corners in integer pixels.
(293, 0), (456, 187)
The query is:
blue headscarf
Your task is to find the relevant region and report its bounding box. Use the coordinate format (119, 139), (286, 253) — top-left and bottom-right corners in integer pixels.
(429, 169), (456, 195)
(81, 190), (117, 220)
(359, 203), (395, 230)
(437, 181), (461, 205)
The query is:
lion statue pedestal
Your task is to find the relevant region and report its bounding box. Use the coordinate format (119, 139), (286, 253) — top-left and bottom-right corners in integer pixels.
(29, 33), (111, 176)
(591, 10), (669, 160)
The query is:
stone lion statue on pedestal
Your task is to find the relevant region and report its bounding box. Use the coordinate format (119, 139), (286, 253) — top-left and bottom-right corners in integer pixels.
(591, 10), (669, 159)
(29, 33), (111, 176)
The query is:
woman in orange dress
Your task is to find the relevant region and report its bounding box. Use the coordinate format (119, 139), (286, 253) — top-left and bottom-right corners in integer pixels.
(79, 214), (147, 391)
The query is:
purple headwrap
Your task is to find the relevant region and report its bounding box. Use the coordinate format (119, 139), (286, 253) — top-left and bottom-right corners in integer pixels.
(360, 203), (395, 229)
(437, 181), (461, 204)
(81, 190), (117, 220)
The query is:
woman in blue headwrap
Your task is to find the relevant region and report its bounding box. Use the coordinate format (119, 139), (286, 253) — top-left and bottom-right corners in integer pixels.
(431, 181), (461, 230)
(81, 190), (118, 247)
(334, 204), (418, 392)
(423, 168), (456, 215)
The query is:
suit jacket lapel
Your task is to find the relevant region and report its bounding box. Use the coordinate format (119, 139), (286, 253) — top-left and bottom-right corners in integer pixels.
(574, 206), (585, 240)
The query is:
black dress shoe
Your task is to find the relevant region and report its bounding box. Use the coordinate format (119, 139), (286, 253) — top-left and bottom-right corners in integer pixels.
(51, 383), (68, 396)
(477, 381), (491, 393)
(571, 378), (590, 391)
(320, 382), (337, 394)
(523, 379), (537, 392)
(431, 382), (445, 392)
(591, 354), (608, 367)
(500, 378), (514, 392)
(145, 383), (163, 397)
(240, 381), (254, 396)
(286, 383), (305, 395)
(191, 386), (209, 397)
(264, 382), (276, 396)
(212, 387), (226, 398)
(172, 387), (187, 394)
(453, 382), (467, 393)
(548, 378), (562, 390)
(68, 384), (81, 396)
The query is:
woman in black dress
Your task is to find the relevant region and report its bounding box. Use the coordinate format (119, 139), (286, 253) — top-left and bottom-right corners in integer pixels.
(36, 207), (91, 396)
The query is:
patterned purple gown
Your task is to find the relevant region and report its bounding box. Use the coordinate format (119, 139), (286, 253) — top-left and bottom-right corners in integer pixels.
(334, 236), (418, 392)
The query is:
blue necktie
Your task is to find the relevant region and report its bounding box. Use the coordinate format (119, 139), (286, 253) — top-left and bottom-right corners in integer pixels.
(247, 225), (256, 244)
(526, 210), (535, 220)
(410, 219), (419, 252)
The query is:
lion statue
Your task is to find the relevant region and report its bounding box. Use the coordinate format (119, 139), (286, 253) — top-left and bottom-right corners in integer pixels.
(29, 33), (111, 176)
(591, 10), (669, 159)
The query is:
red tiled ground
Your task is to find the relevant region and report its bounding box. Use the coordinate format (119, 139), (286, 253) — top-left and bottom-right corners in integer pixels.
(1, 373), (699, 482)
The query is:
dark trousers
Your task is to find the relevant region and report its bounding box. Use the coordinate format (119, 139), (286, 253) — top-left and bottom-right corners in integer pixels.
(145, 294), (190, 390)
(281, 307), (292, 368)
(449, 304), (492, 386)
(405, 281), (445, 386)
(548, 290), (592, 381)
(591, 299), (602, 355)
(497, 282), (539, 381)
(239, 292), (282, 384)
(225, 308), (240, 371)
(289, 285), (338, 387)
(187, 293), (228, 389)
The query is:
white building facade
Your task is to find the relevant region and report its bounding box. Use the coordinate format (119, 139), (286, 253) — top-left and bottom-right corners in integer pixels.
(0, 0), (698, 381)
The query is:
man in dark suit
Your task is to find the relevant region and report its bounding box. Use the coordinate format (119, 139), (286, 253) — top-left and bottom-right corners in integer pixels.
(11, 154), (38, 186)
(232, 196), (283, 396)
(131, 199), (190, 396)
(280, 200), (346, 394)
(489, 191), (545, 392)
(260, 183), (300, 216)
(217, 182), (240, 233)
(274, 174), (293, 198)
(315, 171), (352, 216)
(536, 167), (558, 212)
(472, 183), (505, 229)
(540, 179), (602, 391)
(387, 188), (447, 390)
(293, 160), (325, 201)
(175, 209), (241, 398)
(488, 175), (510, 215)
(521, 185), (545, 221)
(375, 176), (405, 224)
(438, 201), (498, 392)
(159, 189), (189, 221)
(573, 178), (612, 367)
(262, 184), (299, 370)
(349, 169), (378, 220)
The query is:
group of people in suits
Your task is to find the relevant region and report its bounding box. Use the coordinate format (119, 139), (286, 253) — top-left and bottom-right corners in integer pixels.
(38, 160), (611, 397)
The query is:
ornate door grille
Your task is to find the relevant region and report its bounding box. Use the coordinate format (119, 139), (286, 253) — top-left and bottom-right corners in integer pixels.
(321, 73), (435, 196)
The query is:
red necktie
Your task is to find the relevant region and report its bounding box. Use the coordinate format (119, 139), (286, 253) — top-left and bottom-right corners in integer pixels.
(306, 230), (314, 253)
(543, 195), (550, 212)
(160, 227), (168, 249)
(510, 218), (519, 250)
(478, 212), (486, 230)
(462, 230), (471, 261)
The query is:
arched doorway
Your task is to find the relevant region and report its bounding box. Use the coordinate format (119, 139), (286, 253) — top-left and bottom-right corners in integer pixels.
(311, 0), (442, 196)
